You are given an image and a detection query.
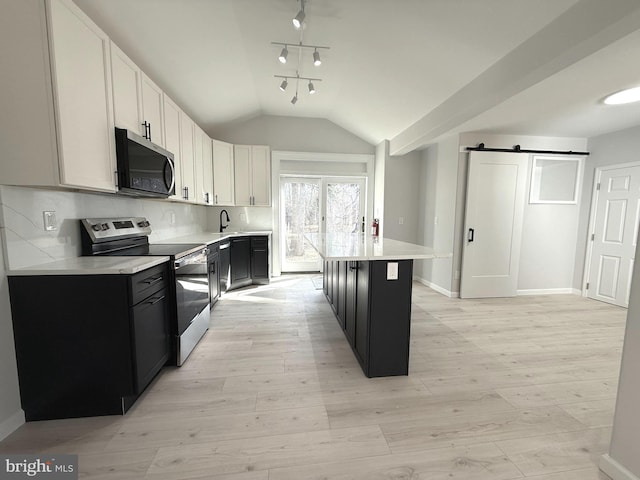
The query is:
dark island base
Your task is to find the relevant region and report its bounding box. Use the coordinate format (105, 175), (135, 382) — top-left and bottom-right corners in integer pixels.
(323, 259), (413, 377)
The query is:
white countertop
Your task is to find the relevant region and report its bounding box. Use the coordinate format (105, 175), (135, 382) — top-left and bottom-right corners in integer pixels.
(155, 231), (272, 245)
(8, 256), (170, 276)
(306, 233), (452, 261)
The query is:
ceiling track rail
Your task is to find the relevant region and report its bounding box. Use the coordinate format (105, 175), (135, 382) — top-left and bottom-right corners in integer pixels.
(466, 143), (590, 156)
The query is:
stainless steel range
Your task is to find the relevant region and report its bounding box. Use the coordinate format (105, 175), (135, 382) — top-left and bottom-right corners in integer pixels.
(81, 217), (209, 366)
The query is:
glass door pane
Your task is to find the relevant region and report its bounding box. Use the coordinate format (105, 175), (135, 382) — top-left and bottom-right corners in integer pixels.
(324, 178), (366, 234)
(281, 178), (321, 272)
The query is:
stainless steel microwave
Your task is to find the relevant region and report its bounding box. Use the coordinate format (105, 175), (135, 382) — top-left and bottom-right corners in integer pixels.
(115, 128), (175, 197)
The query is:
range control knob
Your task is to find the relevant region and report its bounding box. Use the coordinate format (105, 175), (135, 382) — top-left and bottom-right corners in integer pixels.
(137, 220), (150, 227)
(91, 224), (102, 232)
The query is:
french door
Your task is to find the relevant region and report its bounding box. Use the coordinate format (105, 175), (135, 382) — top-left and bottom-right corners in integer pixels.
(280, 176), (367, 272)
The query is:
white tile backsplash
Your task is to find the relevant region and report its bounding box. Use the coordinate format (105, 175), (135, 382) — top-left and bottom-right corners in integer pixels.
(0, 186), (207, 270)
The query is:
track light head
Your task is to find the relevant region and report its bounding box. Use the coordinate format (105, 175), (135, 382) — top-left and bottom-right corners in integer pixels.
(278, 46), (288, 64)
(291, 95), (298, 105)
(308, 81), (316, 94)
(293, 9), (305, 29)
(313, 49), (321, 66)
(279, 79), (288, 91)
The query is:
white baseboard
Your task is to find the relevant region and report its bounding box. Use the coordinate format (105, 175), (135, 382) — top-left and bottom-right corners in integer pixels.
(516, 287), (581, 296)
(414, 277), (459, 298)
(0, 409), (25, 441)
(600, 454), (640, 480)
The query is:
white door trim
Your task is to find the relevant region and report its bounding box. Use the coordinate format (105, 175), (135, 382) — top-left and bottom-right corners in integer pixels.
(582, 160), (640, 298)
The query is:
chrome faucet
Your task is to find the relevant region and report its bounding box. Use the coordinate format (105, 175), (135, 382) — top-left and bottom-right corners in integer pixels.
(220, 209), (230, 233)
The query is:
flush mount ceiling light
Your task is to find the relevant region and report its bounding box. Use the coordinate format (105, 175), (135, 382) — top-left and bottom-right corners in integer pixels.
(293, 0), (306, 29)
(278, 45), (289, 64)
(604, 86), (640, 105)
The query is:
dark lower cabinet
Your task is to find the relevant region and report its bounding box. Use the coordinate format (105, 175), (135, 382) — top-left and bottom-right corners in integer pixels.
(251, 236), (269, 284)
(8, 262), (171, 420)
(230, 237), (251, 289)
(208, 245), (220, 307)
(325, 259), (413, 378)
(219, 241), (230, 293)
(227, 235), (270, 292)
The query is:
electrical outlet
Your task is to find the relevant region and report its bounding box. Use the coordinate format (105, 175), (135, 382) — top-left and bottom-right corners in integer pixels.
(240, 213), (247, 223)
(43, 211), (57, 231)
(398, 216), (404, 225)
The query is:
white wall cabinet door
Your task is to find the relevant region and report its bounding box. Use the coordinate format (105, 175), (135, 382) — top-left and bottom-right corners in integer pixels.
(212, 140), (235, 206)
(460, 151), (528, 298)
(234, 145), (271, 206)
(111, 42), (142, 135)
(193, 127), (213, 205)
(587, 164), (640, 307)
(179, 113), (195, 202)
(48, 0), (116, 192)
(234, 145), (252, 206)
(251, 145), (271, 206)
(140, 74), (164, 147)
(163, 94), (182, 201)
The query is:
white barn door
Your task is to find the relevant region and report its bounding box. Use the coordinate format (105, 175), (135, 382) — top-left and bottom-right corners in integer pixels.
(587, 164), (640, 307)
(461, 151), (528, 298)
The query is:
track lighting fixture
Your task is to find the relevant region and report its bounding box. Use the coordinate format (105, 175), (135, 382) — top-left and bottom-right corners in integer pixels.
(293, 0), (305, 29)
(313, 49), (321, 66)
(278, 46), (288, 64)
(275, 74), (321, 104)
(308, 81), (315, 94)
(279, 79), (288, 91)
(291, 94), (298, 105)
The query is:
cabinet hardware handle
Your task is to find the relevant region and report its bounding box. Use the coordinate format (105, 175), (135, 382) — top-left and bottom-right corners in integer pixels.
(114, 170), (119, 189)
(468, 228), (475, 242)
(215, 194), (218, 204)
(148, 122), (152, 141)
(146, 295), (165, 306)
(142, 121), (149, 139)
(142, 275), (163, 286)
(205, 192), (210, 204)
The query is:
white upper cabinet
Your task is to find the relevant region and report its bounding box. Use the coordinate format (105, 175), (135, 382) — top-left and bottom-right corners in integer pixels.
(201, 130), (214, 205)
(212, 139), (235, 206)
(234, 145), (271, 206)
(140, 74), (164, 147)
(163, 94), (182, 201)
(110, 42), (142, 134)
(111, 43), (164, 147)
(0, 0), (116, 193)
(179, 112), (196, 202)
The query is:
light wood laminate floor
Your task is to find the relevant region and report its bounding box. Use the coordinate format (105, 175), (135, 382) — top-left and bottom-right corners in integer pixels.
(0, 275), (626, 479)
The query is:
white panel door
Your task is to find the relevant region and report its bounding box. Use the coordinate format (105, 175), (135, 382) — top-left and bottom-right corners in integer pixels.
(251, 145), (271, 206)
(140, 74), (164, 147)
(234, 145), (252, 206)
(588, 164), (640, 307)
(212, 139), (235, 205)
(110, 42), (142, 134)
(460, 151), (528, 298)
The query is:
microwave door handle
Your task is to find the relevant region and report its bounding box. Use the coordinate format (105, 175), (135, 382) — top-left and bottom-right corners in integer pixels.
(164, 157), (175, 194)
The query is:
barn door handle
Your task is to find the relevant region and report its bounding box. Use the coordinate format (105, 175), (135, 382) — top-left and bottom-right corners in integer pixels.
(468, 228), (475, 242)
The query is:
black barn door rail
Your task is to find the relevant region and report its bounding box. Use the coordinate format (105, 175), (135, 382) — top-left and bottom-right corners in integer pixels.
(466, 143), (589, 156)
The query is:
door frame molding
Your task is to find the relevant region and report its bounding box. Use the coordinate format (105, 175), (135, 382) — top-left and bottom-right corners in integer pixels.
(271, 151), (375, 276)
(582, 160), (640, 298)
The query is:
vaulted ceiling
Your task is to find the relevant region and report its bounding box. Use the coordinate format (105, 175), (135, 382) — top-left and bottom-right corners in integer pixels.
(73, 0), (640, 154)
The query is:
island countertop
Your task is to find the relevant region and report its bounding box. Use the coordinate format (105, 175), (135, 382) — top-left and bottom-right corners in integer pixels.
(306, 233), (451, 261)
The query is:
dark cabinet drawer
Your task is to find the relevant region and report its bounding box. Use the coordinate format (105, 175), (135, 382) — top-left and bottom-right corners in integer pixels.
(130, 263), (169, 305)
(131, 288), (170, 394)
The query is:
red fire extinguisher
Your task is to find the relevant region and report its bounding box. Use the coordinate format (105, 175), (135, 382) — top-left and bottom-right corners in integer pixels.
(371, 218), (379, 237)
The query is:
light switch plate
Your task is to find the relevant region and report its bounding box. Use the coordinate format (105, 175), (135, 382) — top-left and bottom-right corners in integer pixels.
(387, 262), (399, 280)
(43, 211), (57, 231)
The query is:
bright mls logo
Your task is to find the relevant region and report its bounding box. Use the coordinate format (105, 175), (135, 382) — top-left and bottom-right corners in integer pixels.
(1, 455), (77, 479)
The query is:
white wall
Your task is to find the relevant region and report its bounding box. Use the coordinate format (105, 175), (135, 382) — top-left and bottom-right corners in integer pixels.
(211, 115), (374, 155)
(415, 135), (460, 295)
(0, 232), (23, 441)
(383, 151), (421, 243)
(602, 231), (640, 480)
(0, 186), (207, 270)
(374, 141), (388, 236)
(575, 125), (640, 289)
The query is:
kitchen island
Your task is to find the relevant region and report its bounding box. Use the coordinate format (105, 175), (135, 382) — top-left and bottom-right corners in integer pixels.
(306, 233), (450, 377)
